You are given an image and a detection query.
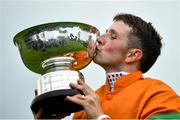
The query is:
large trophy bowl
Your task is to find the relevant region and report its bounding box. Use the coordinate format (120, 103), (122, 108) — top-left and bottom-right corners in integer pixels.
(13, 22), (100, 116)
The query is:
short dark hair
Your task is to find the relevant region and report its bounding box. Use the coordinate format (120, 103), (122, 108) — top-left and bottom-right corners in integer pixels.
(113, 13), (162, 73)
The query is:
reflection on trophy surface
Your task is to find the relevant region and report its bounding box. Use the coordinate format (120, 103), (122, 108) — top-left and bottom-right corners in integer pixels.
(13, 22), (100, 115)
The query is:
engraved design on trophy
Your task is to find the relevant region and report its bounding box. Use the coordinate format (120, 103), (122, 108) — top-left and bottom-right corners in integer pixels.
(13, 22), (100, 115)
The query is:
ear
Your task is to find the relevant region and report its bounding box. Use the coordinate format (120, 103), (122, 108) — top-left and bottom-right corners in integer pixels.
(125, 49), (143, 63)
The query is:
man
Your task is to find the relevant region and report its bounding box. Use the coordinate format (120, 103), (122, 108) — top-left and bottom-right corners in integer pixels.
(66, 13), (180, 119)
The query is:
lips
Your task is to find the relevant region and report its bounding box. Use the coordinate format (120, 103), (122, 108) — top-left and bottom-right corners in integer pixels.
(94, 46), (101, 56)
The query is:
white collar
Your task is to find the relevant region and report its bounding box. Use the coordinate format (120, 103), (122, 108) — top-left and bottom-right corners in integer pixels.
(106, 71), (129, 92)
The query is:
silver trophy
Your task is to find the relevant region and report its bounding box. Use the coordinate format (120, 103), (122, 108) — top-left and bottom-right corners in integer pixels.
(13, 22), (99, 115)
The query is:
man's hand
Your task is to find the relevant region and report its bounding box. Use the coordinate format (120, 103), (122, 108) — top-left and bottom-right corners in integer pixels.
(66, 79), (103, 119)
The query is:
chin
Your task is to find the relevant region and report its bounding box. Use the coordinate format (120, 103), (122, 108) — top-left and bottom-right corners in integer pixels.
(93, 57), (99, 64)
(93, 58), (104, 66)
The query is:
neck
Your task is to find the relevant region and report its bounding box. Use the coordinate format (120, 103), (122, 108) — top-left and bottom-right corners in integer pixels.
(104, 65), (138, 74)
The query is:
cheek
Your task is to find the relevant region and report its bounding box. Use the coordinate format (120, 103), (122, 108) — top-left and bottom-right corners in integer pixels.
(104, 43), (122, 54)
(104, 44), (116, 52)
(104, 43), (127, 59)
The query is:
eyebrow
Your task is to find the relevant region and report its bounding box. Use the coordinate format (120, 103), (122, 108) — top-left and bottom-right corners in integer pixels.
(106, 29), (119, 36)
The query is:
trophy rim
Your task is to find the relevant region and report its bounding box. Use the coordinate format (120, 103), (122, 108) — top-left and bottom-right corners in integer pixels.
(13, 21), (99, 45)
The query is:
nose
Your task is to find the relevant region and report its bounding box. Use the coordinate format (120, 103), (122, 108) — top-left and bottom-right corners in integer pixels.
(96, 37), (102, 46)
(96, 34), (106, 46)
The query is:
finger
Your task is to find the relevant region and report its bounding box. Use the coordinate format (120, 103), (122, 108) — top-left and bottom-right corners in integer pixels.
(69, 81), (88, 95)
(69, 79), (94, 96)
(77, 79), (84, 85)
(66, 95), (85, 106)
(69, 79), (85, 89)
(69, 82), (83, 90)
(77, 79), (94, 95)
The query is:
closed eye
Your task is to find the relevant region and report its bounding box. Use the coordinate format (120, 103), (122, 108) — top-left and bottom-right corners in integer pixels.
(111, 33), (117, 40)
(106, 29), (118, 40)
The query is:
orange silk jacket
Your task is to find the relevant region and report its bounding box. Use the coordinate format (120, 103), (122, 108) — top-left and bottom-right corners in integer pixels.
(73, 71), (180, 119)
